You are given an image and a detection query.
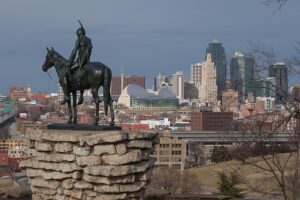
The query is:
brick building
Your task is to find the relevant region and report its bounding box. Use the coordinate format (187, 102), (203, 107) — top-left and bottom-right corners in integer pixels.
(191, 111), (233, 131)
(8, 86), (31, 100)
(111, 75), (145, 96)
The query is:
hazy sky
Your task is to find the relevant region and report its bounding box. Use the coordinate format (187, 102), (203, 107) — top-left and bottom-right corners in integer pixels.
(0, 0), (299, 95)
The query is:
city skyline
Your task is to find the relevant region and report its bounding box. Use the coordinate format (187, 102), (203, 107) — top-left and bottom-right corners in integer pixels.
(0, 0), (299, 94)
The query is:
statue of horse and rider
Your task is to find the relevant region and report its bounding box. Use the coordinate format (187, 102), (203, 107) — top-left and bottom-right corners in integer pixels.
(42, 20), (114, 126)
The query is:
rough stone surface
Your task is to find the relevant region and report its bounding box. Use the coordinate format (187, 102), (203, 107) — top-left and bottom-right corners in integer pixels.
(94, 144), (115, 155)
(127, 140), (152, 149)
(115, 143), (127, 154)
(54, 142), (74, 153)
(21, 129), (157, 200)
(102, 150), (142, 165)
(76, 156), (101, 166)
(35, 141), (53, 152)
(36, 152), (75, 162)
(74, 181), (93, 189)
(73, 146), (91, 156)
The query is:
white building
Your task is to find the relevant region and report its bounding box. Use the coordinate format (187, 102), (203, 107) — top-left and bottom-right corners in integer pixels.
(140, 118), (170, 129)
(171, 71), (184, 100)
(198, 51), (218, 105)
(191, 63), (202, 84)
(117, 84), (178, 109)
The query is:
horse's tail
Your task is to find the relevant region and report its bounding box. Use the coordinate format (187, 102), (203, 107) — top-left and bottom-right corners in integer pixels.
(103, 66), (112, 116)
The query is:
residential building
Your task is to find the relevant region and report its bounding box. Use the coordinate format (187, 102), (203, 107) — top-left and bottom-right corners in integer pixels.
(205, 40), (227, 98)
(230, 51), (254, 102)
(191, 110), (233, 131)
(256, 97), (275, 113)
(171, 71), (184, 99)
(198, 51), (217, 105)
(269, 63), (288, 103)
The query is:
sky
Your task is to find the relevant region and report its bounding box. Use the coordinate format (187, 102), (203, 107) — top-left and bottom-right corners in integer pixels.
(0, 0), (299, 95)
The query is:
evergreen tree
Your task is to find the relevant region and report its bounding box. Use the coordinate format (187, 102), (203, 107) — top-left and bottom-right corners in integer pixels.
(217, 170), (244, 198)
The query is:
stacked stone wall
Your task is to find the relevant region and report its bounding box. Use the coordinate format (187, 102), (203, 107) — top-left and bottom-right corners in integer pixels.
(20, 129), (158, 200)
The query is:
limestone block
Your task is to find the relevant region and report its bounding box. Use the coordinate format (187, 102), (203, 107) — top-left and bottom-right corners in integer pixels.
(35, 141), (53, 152)
(63, 189), (72, 196)
(62, 179), (74, 190)
(126, 140), (152, 149)
(32, 194), (54, 200)
(79, 131), (127, 146)
(26, 128), (44, 141)
(56, 194), (68, 200)
(36, 152), (75, 162)
(94, 181), (146, 193)
(24, 139), (35, 148)
(31, 186), (57, 195)
(84, 160), (154, 177)
(102, 150), (142, 165)
(54, 142), (74, 153)
(74, 181), (93, 190)
(42, 171), (73, 180)
(94, 144), (115, 155)
(72, 171), (82, 180)
(31, 177), (61, 189)
(94, 193), (127, 200)
(83, 173), (135, 185)
(70, 189), (84, 199)
(76, 155), (101, 166)
(41, 130), (83, 142)
(84, 190), (97, 197)
(25, 168), (43, 177)
(21, 159), (81, 172)
(127, 132), (158, 140)
(73, 146), (91, 156)
(24, 148), (37, 158)
(115, 143), (127, 155)
(57, 187), (64, 195)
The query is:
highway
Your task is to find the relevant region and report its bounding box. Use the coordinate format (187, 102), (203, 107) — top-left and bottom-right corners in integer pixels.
(171, 131), (299, 144)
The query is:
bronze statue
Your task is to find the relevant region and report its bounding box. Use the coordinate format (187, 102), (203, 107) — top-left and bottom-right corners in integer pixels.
(60, 20), (93, 105)
(42, 22), (114, 126)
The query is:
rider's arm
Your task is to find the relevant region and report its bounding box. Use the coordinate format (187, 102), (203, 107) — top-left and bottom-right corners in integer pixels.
(69, 39), (79, 65)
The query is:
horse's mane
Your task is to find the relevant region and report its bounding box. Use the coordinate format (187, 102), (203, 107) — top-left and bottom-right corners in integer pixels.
(52, 49), (69, 67)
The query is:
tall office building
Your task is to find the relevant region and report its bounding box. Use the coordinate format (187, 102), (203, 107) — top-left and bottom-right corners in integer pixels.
(198, 52), (217, 104)
(191, 63), (202, 84)
(205, 40), (226, 98)
(230, 51), (254, 102)
(269, 63), (288, 103)
(253, 77), (276, 99)
(171, 71), (184, 99)
(154, 73), (170, 91)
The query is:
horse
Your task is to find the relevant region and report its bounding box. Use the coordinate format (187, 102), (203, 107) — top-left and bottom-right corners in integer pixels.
(42, 47), (114, 126)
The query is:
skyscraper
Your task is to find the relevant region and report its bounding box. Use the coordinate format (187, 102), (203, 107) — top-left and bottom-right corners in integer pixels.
(198, 51), (217, 104)
(205, 40), (226, 98)
(268, 63), (288, 103)
(230, 51), (254, 102)
(154, 73), (170, 91)
(191, 63), (202, 84)
(171, 71), (184, 99)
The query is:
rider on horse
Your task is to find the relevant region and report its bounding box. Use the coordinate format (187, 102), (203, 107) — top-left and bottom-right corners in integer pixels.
(60, 20), (93, 105)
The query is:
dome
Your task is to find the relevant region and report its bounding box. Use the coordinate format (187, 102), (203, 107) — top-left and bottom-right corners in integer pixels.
(157, 87), (177, 99)
(124, 84), (153, 99)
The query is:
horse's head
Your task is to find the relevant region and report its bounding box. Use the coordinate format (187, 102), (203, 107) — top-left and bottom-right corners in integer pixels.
(42, 47), (55, 72)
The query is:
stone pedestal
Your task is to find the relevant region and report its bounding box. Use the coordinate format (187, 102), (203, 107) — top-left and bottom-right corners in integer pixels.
(20, 129), (158, 200)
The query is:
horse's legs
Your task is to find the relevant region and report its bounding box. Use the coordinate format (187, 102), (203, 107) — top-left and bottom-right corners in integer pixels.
(66, 93), (72, 124)
(109, 98), (115, 126)
(72, 91), (77, 124)
(91, 88), (100, 126)
(78, 90), (84, 105)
